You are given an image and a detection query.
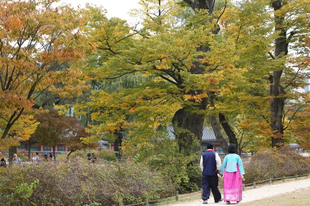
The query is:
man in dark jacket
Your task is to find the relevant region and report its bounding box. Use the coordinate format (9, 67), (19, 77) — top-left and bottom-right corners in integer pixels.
(200, 142), (222, 204)
(0, 158), (6, 167)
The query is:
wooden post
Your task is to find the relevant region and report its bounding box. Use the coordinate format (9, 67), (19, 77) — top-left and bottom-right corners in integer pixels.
(254, 181), (256, 189)
(145, 192), (149, 206)
(118, 194), (124, 206)
(176, 191), (179, 201)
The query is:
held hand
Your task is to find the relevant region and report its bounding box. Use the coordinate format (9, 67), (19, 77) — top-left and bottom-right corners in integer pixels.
(241, 174), (245, 181)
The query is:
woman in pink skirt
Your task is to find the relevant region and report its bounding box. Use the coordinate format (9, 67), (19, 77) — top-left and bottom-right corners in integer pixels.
(220, 144), (245, 204)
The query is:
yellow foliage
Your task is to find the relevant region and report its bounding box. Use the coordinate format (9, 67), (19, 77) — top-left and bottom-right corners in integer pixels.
(80, 135), (101, 145)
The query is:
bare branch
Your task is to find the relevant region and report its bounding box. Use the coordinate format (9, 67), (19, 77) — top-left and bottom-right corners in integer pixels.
(283, 106), (302, 130)
(268, 52), (275, 60)
(235, 24), (243, 42)
(284, 68), (301, 89)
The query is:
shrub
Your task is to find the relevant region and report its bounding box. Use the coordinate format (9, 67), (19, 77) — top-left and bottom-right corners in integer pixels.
(244, 146), (310, 183)
(98, 149), (117, 162)
(0, 160), (175, 205)
(146, 153), (201, 194)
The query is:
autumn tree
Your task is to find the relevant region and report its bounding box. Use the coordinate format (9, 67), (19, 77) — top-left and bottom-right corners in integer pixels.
(32, 110), (95, 160)
(82, 1), (230, 154)
(197, 0), (310, 152)
(0, 0), (89, 153)
(226, 0), (310, 148)
(63, 122), (99, 160)
(74, 2), (244, 191)
(289, 104), (310, 149)
(268, 0), (310, 147)
(77, 0), (310, 171)
(73, 0), (309, 191)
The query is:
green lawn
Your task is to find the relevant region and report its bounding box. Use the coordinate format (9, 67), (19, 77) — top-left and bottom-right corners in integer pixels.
(239, 188), (310, 206)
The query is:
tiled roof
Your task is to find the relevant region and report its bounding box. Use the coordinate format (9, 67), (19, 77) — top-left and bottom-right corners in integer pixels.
(168, 125), (217, 141)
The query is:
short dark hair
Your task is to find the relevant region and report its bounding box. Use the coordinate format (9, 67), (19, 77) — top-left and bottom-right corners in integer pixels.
(228, 144), (237, 154)
(207, 142), (214, 150)
(36, 152), (39, 155)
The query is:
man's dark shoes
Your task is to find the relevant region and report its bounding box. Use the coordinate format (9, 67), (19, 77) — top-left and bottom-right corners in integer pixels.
(215, 198), (223, 203)
(202, 199), (208, 204)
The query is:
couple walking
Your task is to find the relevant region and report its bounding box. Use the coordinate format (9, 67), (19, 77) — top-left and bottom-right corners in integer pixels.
(200, 143), (245, 204)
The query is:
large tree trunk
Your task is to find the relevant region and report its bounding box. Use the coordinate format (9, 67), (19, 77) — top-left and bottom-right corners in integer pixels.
(172, 105), (206, 189)
(114, 129), (124, 160)
(169, 0), (224, 191)
(28, 140), (31, 160)
(209, 115), (228, 153)
(9, 146), (17, 163)
(270, 0), (287, 148)
(172, 0), (218, 155)
(219, 113), (238, 152)
(208, 93), (229, 153)
(172, 108), (204, 156)
(53, 145), (56, 161)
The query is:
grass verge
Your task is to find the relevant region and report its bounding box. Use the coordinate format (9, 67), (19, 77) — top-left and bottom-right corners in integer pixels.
(240, 187), (310, 206)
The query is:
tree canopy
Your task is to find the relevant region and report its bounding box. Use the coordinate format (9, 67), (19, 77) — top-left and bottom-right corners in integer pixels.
(0, 0), (90, 148)
(76, 0), (310, 155)
(1, 0), (310, 158)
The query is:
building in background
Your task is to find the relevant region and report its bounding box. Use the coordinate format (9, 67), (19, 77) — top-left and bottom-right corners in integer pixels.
(167, 125), (225, 156)
(17, 142), (69, 155)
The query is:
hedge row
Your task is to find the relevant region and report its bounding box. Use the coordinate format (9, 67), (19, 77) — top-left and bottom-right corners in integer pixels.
(0, 160), (175, 206)
(244, 147), (310, 183)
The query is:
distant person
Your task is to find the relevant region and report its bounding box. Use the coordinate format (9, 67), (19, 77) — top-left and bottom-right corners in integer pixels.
(87, 153), (92, 161)
(87, 153), (96, 163)
(49, 153), (54, 161)
(220, 144), (245, 204)
(0, 158), (7, 168)
(200, 142), (222, 204)
(32, 152), (40, 162)
(12, 153), (21, 164)
(43, 154), (48, 161)
(91, 153), (96, 163)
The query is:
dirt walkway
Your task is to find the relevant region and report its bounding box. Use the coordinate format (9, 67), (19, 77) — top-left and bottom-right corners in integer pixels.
(169, 177), (310, 205)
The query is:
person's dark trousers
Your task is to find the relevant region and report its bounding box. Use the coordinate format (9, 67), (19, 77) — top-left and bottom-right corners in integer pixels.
(202, 175), (221, 202)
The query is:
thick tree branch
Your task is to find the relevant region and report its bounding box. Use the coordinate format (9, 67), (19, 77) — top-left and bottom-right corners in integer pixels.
(216, 0), (227, 26)
(183, 0), (196, 11)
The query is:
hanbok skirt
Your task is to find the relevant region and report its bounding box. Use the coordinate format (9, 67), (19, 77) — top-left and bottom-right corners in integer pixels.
(223, 165), (243, 202)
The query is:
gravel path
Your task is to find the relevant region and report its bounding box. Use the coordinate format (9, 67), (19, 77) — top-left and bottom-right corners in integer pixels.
(168, 177), (310, 206)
